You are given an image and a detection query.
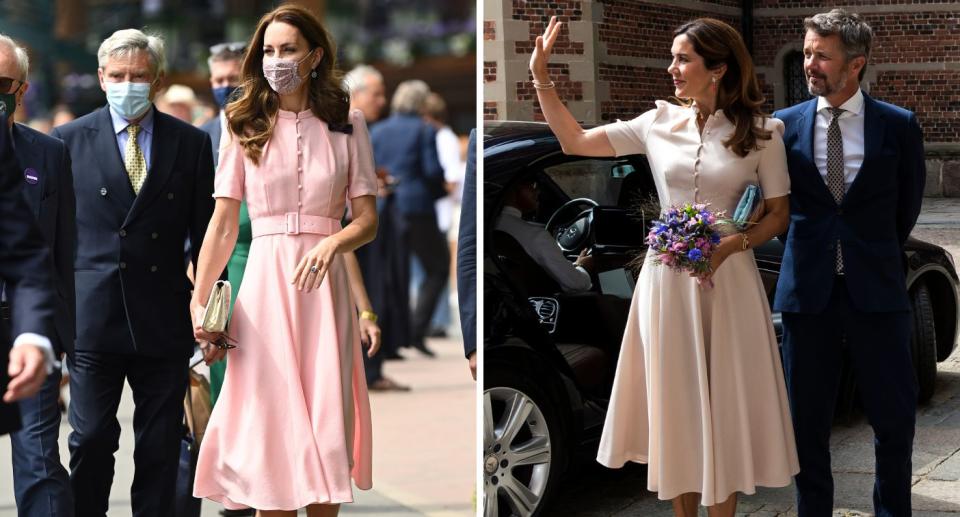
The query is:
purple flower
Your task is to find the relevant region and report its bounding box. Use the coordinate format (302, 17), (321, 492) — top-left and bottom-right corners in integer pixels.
(687, 248), (703, 261)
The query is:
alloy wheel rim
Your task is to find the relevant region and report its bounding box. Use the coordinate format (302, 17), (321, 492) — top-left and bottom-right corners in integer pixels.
(483, 386), (552, 517)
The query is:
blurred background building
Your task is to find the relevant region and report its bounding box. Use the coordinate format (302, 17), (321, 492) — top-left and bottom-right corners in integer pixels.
(1, 0), (475, 134)
(484, 0), (960, 197)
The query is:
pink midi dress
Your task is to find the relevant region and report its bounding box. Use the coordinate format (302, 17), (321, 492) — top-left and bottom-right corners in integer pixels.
(193, 108), (377, 510)
(596, 101), (800, 506)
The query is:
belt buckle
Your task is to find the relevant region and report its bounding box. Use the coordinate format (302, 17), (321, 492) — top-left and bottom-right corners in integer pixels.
(285, 212), (300, 235)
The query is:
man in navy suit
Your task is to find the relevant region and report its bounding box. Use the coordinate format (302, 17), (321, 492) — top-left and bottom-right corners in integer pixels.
(0, 110), (56, 437)
(774, 9), (925, 516)
(1, 33), (77, 516)
(52, 29), (216, 517)
(457, 129), (477, 379)
(370, 79), (447, 358)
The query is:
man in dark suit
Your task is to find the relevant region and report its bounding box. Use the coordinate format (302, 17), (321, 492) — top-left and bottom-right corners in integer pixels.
(199, 41), (244, 164)
(1, 33), (77, 516)
(370, 79), (447, 358)
(0, 110), (55, 437)
(52, 29), (216, 517)
(773, 9), (925, 516)
(457, 129), (476, 380)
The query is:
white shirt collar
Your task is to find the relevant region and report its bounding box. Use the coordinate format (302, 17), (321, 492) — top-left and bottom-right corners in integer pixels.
(816, 88), (864, 117)
(500, 206), (523, 218)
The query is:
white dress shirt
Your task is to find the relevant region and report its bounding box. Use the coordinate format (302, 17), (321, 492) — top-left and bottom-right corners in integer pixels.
(814, 88), (865, 191)
(495, 206), (592, 292)
(13, 333), (56, 374)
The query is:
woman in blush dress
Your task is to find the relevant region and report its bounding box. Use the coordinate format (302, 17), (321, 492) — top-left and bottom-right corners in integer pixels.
(189, 5), (377, 516)
(529, 16), (799, 517)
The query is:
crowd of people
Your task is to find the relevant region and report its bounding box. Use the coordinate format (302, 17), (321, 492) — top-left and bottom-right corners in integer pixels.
(0, 4), (474, 517)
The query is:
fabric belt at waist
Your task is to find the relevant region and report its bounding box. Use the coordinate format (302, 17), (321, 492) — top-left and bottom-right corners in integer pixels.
(250, 213), (341, 238)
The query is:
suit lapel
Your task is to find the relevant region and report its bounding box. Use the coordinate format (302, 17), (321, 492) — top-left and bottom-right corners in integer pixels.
(796, 100), (836, 203)
(125, 109), (178, 226)
(843, 94), (885, 205)
(11, 125), (43, 216)
(91, 107), (136, 211)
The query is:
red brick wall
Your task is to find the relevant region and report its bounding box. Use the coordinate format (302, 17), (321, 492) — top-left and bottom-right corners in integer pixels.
(598, 64), (673, 122)
(484, 101), (498, 121)
(484, 61), (497, 83)
(520, 63), (584, 121)
(752, 12), (960, 67)
(599, 1), (740, 60)
(484, 21), (496, 41)
(871, 71), (960, 143)
(512, 0), (585, 55)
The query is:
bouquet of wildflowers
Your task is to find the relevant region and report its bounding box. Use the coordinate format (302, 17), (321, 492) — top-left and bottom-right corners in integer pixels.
(645, 203), (724, 278)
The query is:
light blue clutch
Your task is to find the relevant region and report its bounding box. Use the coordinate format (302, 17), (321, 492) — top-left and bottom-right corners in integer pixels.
(733, 184), (763, 229)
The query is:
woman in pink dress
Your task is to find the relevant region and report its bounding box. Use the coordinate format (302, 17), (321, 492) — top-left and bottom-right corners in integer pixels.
(189, 5), (377, 516)
(530, 16), (799, 517)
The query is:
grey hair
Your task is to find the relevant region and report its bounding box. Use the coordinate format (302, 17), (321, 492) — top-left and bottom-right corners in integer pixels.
(343, 65), (383, 97)
(390, 79), (430, 115)
(97, 29), (166, 77)
(206, 42), (245, 70)
(0, 33), (30, 81)
(804, 8), (873, 80)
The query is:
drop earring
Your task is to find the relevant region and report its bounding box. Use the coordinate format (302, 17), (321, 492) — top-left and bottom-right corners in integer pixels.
(711, 76), (718, 92)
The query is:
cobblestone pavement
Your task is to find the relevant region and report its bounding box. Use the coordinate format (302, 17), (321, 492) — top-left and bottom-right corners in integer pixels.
(546, 198), (960, 516)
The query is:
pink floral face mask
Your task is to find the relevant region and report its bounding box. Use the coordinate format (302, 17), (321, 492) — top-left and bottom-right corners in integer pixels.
(262, 50), (314, 95)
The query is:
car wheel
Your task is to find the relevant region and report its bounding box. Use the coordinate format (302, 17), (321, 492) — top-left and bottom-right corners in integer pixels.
(483, 371), (565, 517)
(911, 282), (938, 404)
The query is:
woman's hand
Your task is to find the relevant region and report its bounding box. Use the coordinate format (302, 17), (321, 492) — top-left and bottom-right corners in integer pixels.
(190, 301), (230, 365)
(530, 16), (562, 82)
(690, 234), (740, 284)
(292, 236), (341, 292)
(360, 318), (382, 358)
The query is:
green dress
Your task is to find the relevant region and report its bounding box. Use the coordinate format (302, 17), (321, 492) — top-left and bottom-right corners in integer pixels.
(210, 201), (251, 405)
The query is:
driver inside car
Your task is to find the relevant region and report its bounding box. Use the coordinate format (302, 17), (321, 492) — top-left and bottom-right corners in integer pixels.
(495, 177), (595, 292)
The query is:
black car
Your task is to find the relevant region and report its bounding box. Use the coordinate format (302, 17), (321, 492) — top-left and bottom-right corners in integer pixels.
(482, 120), (960, 517)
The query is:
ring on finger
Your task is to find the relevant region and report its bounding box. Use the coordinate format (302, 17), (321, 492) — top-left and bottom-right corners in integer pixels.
(309, 264), (319, 274)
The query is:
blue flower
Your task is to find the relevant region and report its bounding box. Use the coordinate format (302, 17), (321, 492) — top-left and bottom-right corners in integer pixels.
(710, 233), (721, 244)
(687, 248), (703, 261)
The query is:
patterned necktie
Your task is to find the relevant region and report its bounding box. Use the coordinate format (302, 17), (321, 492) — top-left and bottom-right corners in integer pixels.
(826, 107), (845, 273)
(125, 124), (146, 194)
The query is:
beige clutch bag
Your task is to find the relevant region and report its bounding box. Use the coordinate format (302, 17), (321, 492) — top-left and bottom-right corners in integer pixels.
(200, 280), (232, 333)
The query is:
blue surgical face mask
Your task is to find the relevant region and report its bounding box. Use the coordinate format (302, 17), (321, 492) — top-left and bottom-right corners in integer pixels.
(105, 81), (153, 120)
(212, 85), (238, 109)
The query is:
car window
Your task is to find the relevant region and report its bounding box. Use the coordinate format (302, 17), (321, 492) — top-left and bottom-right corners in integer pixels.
(543, 159), (626, 206)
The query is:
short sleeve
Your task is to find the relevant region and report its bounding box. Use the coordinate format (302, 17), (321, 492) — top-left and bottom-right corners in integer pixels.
(603, 100), (668, 157)
(757, 117), (790, 199)
(347, 109), (377, 199)
(213, 130), (245, 201)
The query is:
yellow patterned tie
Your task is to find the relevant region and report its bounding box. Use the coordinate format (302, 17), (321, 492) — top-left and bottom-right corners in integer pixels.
(125, 124), (146, 194)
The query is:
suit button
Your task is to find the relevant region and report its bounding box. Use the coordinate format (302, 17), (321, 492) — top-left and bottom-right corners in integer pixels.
(119, 229), (127, 237)
(150, 265), (158, 272)
(167, 193), (174, 200)
(151, 232), (158, 239)
(119, 262), (127, 269)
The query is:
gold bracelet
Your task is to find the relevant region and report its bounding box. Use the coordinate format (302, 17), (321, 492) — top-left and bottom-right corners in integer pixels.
(532, 79), (556, 90)
(359, 310), (378, 323)
(740, 232), (750, 251)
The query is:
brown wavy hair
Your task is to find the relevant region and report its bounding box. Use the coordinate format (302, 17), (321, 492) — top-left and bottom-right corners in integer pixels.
(673, 18), (771, 157)
(225, 5), (349, 164)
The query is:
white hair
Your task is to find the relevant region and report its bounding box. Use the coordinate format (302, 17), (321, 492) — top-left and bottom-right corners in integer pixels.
(343, 65), (383, 97)
(97, 29), (166, 77)
(391, 79), (430, 115)
(0, 33), (30, 81)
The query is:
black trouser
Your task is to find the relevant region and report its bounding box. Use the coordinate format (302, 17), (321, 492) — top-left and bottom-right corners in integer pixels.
(782, 276), (916, 517)
(68, 350), (188, 517)
(404, 213), (450, 348)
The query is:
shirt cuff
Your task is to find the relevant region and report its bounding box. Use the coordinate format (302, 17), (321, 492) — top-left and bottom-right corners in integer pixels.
(13, 333), (58, 374)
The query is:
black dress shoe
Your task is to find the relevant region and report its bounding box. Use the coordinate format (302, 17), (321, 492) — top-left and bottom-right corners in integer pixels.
(412, 342), (436, 357)
(220, 509), (255, 516)
(426, 327), (448, 338)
